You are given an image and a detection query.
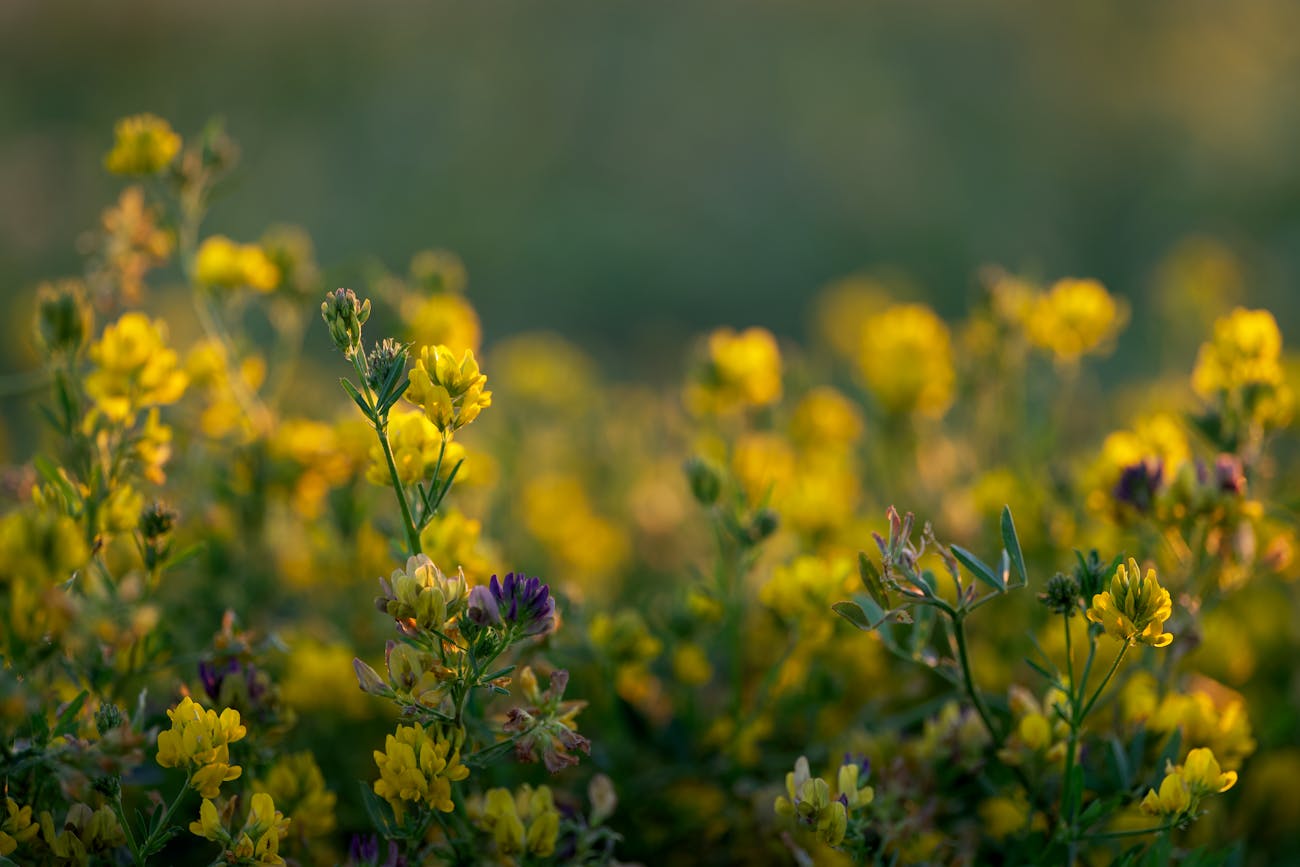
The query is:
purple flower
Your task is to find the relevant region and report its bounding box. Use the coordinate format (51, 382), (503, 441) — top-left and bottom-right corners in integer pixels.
(467, 584), (501, 627)
(488, 572), (556, 636)
(1114, 458), (1162, 512)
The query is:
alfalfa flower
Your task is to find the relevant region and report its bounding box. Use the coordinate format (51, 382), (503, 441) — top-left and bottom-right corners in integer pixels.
(321, 288), (371, 359)
(405, 344), (492, 435)
(1140, 748), (1236, 821)
(371, 723), (469, 824)
(773, 757), (848, 847)
(85, 312), (188, 422)
(104, 113), (181, 175)
(254, 752), (337, 839)
(473, 785), (561, 858)
(190, 792), (292, 866)
(374, 554), (469, 636)
(196, 236), (280, 292)
(1086, 558), (1174, 647)
(685, 326), (783, 415)
(856, 302), (954, 419)
(484, 572), (556, 637)
(155, 696), (248, 798)
(1024, 278), (1127, 364)
(504, 668), (591, 773)
(0, 799), (38, 857)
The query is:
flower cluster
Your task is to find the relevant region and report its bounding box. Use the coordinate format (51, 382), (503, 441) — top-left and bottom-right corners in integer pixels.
(406, 344), (492, 436)
(774, 756), (874, 847)
(191, 793), (291, 866)
(155, 697), (249, 798)
(371, 723), (469, 823)
(1086, 558), (1174, 647)
(196, 235), (281, 292)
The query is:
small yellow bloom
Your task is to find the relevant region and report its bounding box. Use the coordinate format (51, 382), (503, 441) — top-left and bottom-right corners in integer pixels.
(254, 752), (337, 839)
(857, 303), (955, 419)
(1025, 278), (1127, 363)
(404, 289), (481, 356)
(85, 312), (188, 423)
(372, 723), (469, 824)
(195, 235), (280, 292)
(1181, 747), (1237, 796)
(406, 345), (492, 435)
(156, 697), (247, 798)
(104, 113), (181, 175)
(0, 799), (38, 856)
(686, 326), (782, 415)
(189, 799), (224, 841)
(1086, 558), (1174, 647)
(1141, 771), (1192, 818)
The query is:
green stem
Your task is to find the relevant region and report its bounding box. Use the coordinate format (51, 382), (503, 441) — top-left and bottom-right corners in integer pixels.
(377, 422), (422, 556)
(110, 792), (143, 866)
(1079, 642), (1129, 722)
(952, 611), (1000, 741)
(1083, 822), (1180, 841)
(138, 773), (193, 863)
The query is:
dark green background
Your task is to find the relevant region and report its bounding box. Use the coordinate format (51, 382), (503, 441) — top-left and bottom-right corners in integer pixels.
(4, 0), (1300, 373)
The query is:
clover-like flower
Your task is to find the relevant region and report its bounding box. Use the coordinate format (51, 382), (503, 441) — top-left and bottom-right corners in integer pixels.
(485, 572), (556, 637)
(156, 696), (248, 798)
(774, 756), (848, 847)
(1086, 558), (1173, 647)
(405, 344), (492, 435)
(372, 723), (469, 824)
(1140, 747), (1236, 820)
(104, 113), (181, 175)
(504, 668), (590, 773)
(374, 554), (469, 636)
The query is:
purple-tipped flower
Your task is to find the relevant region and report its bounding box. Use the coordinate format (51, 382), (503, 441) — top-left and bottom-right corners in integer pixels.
(467, 584), (502, 627)
(488, 572), (556, 636)
(1114, 458), (1163, 512)
(198, 657), (265, 708)
(346, 834), (404, 867)
(1214, 454), (1247, 496)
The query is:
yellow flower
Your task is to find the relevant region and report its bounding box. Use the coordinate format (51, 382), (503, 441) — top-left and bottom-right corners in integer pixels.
(475, 785), (560, 858)
(375, 553), (470, 634)
(686, 327), (782, 415)
(104, 113), (181, 175)
(189, 799), (224, 841)
(857, 303), (955, 419)
(367, 409), (464, 487)
(773, 757), (850, 846)
(155, 697), (247, 798)
(372, 723), (469, 824)
(192, 794), (291, 866)
(195, 236), (280, 292)
(979, 791), (1033, 840)
(1192, 307), (1293, 428)
(1086, 558), (1174, 647)
(1025, 278), (1127, 363)
(38, 804), (125, 860)
(254, 752), (337, 839)
(418, 509), (492, 580)
(1140, 771), (1191, 818)
(404, 289), (481, 356)
(789, 386), (864, 449)
(672, 643), (714, 687)
(85, 313), (188, 422)
(99, 186), (174, 302)
(1181, 746), (1238, 796)
(405, 345), (492, 435)
(0, 799), (38, 857)
(1150, 681), (1255, 770)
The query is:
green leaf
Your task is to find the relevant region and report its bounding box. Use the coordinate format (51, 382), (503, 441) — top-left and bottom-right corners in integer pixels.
(1001, 506), (1028, 588)
(833, 600), (879, 632)
(54, 690), (89, 738)
(858, 552), (889, 609)
(358, 780), (396, 835)
(1024, 656), (1059, 686)
(340, 377), (372, 418)
(34, 455), (78, 503)
(951, 544), (1003, 592)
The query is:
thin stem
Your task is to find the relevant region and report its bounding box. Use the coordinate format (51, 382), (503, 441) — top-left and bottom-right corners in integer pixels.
(952, 612), (1000, 741)
(377, 423), (422, 556)
(1079, 642), (1129, 722)
(139, 773), (193, 863)
(1083, 821), (1180, 841)
(110, 792), (143, 866)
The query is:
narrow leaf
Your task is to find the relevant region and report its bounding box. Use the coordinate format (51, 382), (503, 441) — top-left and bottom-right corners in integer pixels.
(1001, 506), (1028, 587)
(951, 544), (1003, 592)
(858, 552), (889, 609)
(833, 601), (876, 632)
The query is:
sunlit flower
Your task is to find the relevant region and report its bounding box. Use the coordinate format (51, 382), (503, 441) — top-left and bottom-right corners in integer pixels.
(1025, 278), (1127, 363)
(473, 785), (560, 858)
(85, 312), (188, 422)
(1086, 558), (1173, 647)
(686, 326), (782, 415)
(104, 113), (181, 175)
(857, 302), (954, 419)
(405, 345), (492, 435)
(195, 235), (280, 292)
(254, 752), (337, 840)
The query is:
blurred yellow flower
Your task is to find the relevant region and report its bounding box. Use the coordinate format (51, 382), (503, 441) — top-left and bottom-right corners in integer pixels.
(85, 313), (188, 422)
(404, 291), (481, 356)
(195, 235), (280, 292)
(789, 386), (864, 449)
(254, 752), (336, 839)
(857, 303), (954, 419)
(686, 327), (782, 415)
(1025, 278), (1127, 363)
(104, 113), (180, 175)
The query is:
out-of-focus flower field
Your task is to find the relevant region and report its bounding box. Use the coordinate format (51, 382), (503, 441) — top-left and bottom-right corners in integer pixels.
(2, 114), (1300, 867)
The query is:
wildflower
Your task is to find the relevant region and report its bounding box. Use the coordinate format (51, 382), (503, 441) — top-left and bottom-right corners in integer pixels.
(104, 113), (181, 174)
(672, 643), (714, 686)
(255, 752), (337, 839)
(403, 287), (481, 356)
(85, 312), (188, 422)
(483, 572), (556, 637)
(505, 667), (591, 772)
(1181, 747), (1238, 796)
(1140, 748), (1236, 821)
(588, 774), (618, 825)
(1086, 558), (1174, 647)
(773, 757), (849, 846)
(38, 804), (126, 861)
(260, 224), (320, 297)
(1192, 307), (1293, 430)
(1150, 682), (1256, 769)
(1039, 573), (1080, 616)
(135, 408), (175, 485)
(0, 799), (38, 857)
(686, 326), (782, 415)
(467, 584), (501, 627)
(979, 791), (1035, 841)
(1141, 771), (1192, 819)
(98, 186), (174, 302)
(33, 279), (92, 358)
(321, 288), (372, 359)
(1113, 458), (1164, 513)
(372, 723), (469, 823)
(857, 302), (955, 419)
(364, 338), (408, 392)
(790, 386), (865, 449)
(196, 235), (280, 292)
(155, 696), (247, 798)
(474, 785), (561, 857)
(191, 792), (291, 866)
(1025, 278), (1127, 363)
(405, 344), (492, 435)
(374, 554), (469, 636)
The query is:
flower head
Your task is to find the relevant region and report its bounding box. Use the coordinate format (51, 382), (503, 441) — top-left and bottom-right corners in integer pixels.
(155, 696), (248, 798)
(374, 554), (469, 636)
(321, 288), (372, 359)
(1086, 558), (1174, 647)
(196, 236), (280, 292)
(104, 113), (181, 175)
(856, 303), (954, 419)
(1025, 278), (1127, 363)
(485, 572), (556, 637)
(85, 312), (188, 422)
(686, 326), (783, 415)
(372, 723), (469, 824)
(405, 345), (492, 435)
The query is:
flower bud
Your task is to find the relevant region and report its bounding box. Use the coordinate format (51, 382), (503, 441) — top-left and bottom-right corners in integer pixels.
(34, 280), (93, 358)
(365, 338), (407, 393)
(683, 456), (722, 505)
(321, 288), (371, 358)
(94, 703), (125, 735)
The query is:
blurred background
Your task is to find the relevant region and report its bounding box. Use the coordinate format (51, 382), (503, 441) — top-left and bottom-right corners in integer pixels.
(5, 0), (1300, 380)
